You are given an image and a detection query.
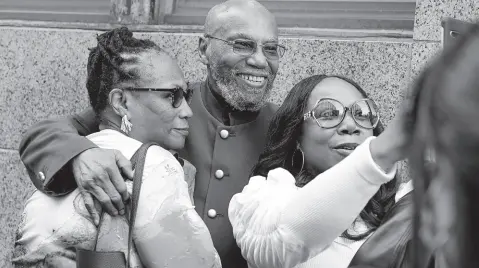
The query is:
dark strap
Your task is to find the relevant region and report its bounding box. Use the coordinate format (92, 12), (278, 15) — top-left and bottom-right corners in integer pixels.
(92, 213), (105, 251)
(126, 142), (158, 267)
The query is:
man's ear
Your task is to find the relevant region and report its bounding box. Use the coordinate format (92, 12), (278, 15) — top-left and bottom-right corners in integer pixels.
(109, 88), (130, 118)
(198, 36), (209, 65)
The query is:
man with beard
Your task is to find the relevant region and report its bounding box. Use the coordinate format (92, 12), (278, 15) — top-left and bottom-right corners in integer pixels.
(19, 1), (283, 267)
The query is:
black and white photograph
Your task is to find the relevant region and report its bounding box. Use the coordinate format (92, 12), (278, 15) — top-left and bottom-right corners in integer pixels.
(0, 0), (478, 267)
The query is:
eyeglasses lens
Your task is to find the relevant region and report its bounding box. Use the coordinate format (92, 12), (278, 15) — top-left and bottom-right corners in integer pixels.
(312, 99), (378, 129)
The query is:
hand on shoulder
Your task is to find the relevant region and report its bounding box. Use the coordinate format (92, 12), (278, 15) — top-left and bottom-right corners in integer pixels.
(72, 147), (133, 225)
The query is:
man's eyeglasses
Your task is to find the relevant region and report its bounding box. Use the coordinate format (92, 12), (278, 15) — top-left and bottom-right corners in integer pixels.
(205, 34), (286, 60)
(303, 98), (380, 129)
(127, 87), (193, 108)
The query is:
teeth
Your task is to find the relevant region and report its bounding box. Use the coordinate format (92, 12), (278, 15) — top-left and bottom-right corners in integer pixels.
(240, 74), (265, 83)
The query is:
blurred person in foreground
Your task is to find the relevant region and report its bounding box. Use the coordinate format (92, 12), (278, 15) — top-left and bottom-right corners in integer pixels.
(409, 22), (479, 268)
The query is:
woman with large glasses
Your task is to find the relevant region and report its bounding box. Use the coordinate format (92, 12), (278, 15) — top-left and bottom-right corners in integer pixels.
(229, 75), (412, 268)
(12, 27), (220, 268)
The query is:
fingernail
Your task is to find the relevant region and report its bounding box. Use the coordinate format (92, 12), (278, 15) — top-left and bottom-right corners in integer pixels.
(119, 209), (125, 215)
(112, 210), (118, 216)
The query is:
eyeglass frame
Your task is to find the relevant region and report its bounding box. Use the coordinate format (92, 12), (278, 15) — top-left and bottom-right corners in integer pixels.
(204, 34), (287, 59)
(126, 86), (193, 108)
(303, 97), (380, 129)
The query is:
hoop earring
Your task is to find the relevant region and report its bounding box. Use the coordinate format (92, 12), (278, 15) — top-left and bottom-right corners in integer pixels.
(291, 143), (305, 173)
(121, 115), (132, 134)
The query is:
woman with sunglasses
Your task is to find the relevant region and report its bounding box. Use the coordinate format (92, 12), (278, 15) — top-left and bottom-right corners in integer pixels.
(12, 27), (221, 268)
(229, 75), (412, 268)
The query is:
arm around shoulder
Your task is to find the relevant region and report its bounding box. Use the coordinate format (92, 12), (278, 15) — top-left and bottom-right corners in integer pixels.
(19, 108), (99, 196)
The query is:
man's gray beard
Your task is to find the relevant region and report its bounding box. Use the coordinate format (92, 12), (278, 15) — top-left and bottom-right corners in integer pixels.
(211, 67), (274, 112)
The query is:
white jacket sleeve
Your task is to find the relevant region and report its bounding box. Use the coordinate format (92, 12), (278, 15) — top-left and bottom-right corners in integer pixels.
(228, 137), (396, 268)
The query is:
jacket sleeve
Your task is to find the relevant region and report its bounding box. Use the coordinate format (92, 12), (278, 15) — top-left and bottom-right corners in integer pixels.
(19, 108), (99, 196)
(132, 147), (221, 268)
(228, 137), (397, 268)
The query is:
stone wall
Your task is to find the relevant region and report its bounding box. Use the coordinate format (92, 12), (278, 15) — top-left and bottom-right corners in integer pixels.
(0, 0), (477, 266)
(412, 0), (479, 79)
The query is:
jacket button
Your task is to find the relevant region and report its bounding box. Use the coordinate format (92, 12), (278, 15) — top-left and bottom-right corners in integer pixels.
(207, 209), (217, 218)
(215, 170), (224, 179)
(220, 129), (229, 139)
(38, 171), (45, 181)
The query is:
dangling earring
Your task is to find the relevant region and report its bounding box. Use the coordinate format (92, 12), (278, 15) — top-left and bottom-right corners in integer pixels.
(291, 143), (305, 173)
(121, 115), (132, 134)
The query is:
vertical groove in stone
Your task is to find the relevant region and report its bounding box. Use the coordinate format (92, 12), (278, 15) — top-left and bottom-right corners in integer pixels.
(110, 0), (152, 24)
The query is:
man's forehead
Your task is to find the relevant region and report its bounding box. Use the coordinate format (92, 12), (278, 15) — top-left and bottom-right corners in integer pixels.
(224, 29), (278, 43)
(206, 0), (277, 41)
(215, 15), (277, 41)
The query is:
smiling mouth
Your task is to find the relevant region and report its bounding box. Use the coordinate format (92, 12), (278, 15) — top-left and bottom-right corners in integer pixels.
(237, 74), (267, 87)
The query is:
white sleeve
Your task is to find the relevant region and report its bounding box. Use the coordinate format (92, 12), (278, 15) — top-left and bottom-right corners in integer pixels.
(132, 146), (221, 268)
(228, 137), (396, 268)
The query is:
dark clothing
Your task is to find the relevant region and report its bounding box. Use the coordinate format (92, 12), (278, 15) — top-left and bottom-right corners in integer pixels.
(19, 80), (278, 268)
(19, 109), (99, 195)
(349, 192), (414, 268)
(179, 82), (278, 267)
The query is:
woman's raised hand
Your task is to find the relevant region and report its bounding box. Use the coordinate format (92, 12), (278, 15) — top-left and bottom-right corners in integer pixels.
(370, 95), (415, 172)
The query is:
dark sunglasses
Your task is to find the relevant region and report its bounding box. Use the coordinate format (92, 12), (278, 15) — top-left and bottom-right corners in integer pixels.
(127, 87), (193, 108)
(205, 34), (286, 59)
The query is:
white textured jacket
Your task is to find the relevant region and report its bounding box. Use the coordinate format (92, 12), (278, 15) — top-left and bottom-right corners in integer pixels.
(13, 129), (221, 268)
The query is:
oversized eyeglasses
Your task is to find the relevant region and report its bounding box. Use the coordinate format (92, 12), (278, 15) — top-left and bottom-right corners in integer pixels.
(127, 87), (193, 108)
(303, 98), (380, 129)
(205, 34), (286, 60)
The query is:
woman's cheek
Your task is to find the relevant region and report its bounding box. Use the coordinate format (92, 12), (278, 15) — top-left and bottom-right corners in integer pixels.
(302, 129), (333, 169)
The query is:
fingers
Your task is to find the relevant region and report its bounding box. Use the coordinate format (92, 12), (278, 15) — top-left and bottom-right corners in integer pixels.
(105, 167), (126, 215)
(89, 184), (119, 217)
(116, 151), (134, 181)
(114, 151), (132, 203)
(71, 148), (129, 217)
(82, 191), (100, 226)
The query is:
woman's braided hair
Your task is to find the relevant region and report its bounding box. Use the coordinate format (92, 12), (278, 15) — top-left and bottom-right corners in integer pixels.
(86, 27), (162, 114)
